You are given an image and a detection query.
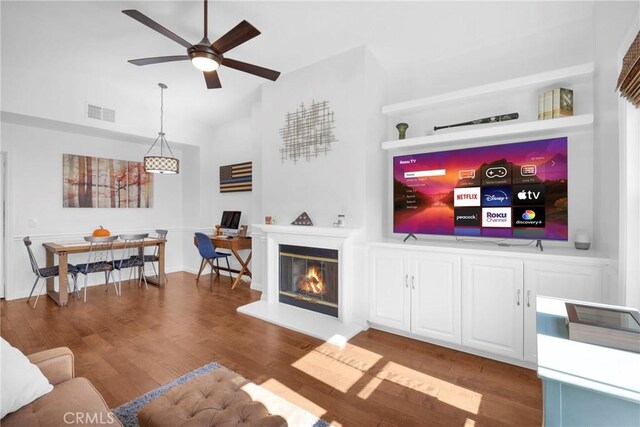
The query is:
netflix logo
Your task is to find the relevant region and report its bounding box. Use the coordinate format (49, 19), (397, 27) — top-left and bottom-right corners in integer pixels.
(454, 187), (481, 207)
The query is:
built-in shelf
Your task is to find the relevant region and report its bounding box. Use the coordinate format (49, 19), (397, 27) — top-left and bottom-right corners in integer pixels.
(381, 114), (593, 151)
(382, 63), (594, 116)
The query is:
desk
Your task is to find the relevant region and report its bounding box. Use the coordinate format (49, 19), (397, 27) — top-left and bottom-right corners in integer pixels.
(42, 238), (166, 307)
(193, 236), (252, 289)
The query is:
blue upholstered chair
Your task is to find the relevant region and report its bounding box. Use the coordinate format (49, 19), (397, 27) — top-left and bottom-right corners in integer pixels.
(194, 232), (232, 284)
(23, 237), (79, 308)
(75, 235), (119, 302)
(114, 233), (149, 291)
(143, 229), (168, 283)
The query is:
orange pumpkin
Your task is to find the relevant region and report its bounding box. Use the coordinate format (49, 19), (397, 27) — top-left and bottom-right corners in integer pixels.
(92, 226), (110, 237)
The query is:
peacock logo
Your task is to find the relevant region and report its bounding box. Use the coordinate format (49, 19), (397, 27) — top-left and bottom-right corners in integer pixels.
(522, 210), (536, 220)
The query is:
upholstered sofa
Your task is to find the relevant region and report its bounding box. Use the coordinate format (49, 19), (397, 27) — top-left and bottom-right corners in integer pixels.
(1, 347), (123, 427)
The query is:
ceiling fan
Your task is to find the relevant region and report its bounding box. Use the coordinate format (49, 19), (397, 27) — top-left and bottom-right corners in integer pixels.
(122, 0), (280, 89)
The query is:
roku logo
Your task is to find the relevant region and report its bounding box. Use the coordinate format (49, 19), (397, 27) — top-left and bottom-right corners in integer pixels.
(487, 212), (507, 218)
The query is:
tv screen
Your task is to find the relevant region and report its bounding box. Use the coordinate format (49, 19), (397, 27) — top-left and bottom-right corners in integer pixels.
(393, 137), (568, 240)
(220, 211), (241, 230)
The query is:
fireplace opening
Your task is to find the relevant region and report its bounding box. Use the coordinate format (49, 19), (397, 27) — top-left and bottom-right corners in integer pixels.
(279, 244), (338, 317)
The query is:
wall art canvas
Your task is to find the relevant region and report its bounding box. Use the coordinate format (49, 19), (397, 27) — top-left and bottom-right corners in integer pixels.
(63, 154), (153, 208)
(220, 162), (252, 193)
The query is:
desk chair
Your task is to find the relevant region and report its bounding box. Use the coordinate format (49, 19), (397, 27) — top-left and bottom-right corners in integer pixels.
(75, 236), (119, 302)
(143, 229), (168, 284)
(194, 232), (232, 284)
(23, 237), (79, 308)
(115, 233), (149, 291)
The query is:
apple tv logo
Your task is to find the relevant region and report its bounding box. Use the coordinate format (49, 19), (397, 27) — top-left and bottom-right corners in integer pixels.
(512, 184), (545, 206)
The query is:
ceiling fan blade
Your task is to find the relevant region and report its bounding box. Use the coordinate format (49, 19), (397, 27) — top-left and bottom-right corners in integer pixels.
(128, 55), (189, 66)
(204, 70), (222, 89)
(212, 20), (260, 54)
(222, 58), (280, 81)
(122, 10), (192, 49)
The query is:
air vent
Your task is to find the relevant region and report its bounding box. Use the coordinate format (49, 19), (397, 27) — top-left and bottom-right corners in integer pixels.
(102, 108), (116, 123)
(86, 104), (116, 123)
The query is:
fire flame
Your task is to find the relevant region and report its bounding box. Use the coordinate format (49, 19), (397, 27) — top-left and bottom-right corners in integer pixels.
(298, 265), (325, 295)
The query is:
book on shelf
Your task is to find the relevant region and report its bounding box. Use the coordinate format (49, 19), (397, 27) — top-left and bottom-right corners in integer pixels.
(543, 90), (553, 120)
(538, 93), (544, 120)
(552, 88), (574, 118)
(565, 302), (640, 353)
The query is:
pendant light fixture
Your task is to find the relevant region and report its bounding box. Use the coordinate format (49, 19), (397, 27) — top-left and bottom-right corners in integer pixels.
(144, 83), (179, 174)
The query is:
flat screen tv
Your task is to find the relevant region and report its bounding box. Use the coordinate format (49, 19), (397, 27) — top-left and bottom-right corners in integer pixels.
(393, 137), (568, 240)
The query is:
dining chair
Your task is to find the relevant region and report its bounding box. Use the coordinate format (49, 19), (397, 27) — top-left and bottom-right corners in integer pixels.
(23, 237), (79, 308)
(194, 232), (232, 284)
(75, 235), (119, 302)
(114, 233), (150, 291)
(142, 229), (168, 284)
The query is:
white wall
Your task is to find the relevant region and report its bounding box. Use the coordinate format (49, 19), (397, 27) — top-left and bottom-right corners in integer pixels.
(1, 121), (193, 300)
(591, 2), (639, 304)
(618, 10), (640, 309)
(258, 46), (380, 228)
(184, 115), (256, 275)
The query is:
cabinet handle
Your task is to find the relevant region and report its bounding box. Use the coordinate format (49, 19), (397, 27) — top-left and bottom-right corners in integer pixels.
(411, 275), (415, 290)
(527, 290), (531, 307)
(405, 274), (409, 288)
(517, 289), (521, 306)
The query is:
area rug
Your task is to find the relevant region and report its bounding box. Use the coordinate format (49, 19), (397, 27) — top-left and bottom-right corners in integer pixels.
(112, 362), (330, 427)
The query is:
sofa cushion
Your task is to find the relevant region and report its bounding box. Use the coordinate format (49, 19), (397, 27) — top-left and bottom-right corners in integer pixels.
(1, 377), (121, 427)
(0, 338), (53, 418)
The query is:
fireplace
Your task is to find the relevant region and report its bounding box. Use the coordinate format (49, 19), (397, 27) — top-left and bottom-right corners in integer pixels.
(279, 244), (339, 317)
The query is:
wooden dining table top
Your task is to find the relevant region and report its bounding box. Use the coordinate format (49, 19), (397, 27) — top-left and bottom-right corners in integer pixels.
(43, 238), (166, 254)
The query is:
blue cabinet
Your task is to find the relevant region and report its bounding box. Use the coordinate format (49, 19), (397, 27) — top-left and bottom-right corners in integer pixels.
(537, 297), (640, 427)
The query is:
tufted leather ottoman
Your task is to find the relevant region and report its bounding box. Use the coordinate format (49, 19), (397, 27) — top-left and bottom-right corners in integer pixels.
(137, 367), (287, 427)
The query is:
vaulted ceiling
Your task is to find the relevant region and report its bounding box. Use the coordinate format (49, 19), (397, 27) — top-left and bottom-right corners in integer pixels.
(2, 1), (595, 131)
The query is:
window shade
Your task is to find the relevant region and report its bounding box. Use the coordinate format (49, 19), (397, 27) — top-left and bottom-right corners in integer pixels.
(617, 31), (640, 108)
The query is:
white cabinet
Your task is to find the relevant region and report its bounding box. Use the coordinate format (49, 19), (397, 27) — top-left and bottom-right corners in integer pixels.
(462, 257), (524, 360)
(369, 247), (410, 331)
(411, 253), (461, 344)
(523, 262), (603, 363)
(369, 247), (461, 345)
(367, 243), (608, 366)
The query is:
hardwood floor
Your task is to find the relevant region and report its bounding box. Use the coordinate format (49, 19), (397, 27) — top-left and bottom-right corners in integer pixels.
(1, 272), (542, 426)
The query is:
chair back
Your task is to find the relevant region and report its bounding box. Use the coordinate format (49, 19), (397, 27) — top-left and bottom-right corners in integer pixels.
(23, 236), (40, 275)
(151, 229), (168, 257)
(118, 233), (149, 267)
(194, 232), (217, 259)
(82, 235), (118, 272)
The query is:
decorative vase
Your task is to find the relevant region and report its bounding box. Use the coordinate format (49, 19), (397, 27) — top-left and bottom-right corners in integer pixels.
(396, 123), (409, 139)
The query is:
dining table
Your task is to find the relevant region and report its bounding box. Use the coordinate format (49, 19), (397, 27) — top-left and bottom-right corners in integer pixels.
(42, 237), (166, 307)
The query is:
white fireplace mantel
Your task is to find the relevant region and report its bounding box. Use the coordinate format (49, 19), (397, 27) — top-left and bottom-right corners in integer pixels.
(237, 224), (365, 341)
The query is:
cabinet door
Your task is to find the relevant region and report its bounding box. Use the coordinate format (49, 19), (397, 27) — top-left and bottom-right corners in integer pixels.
(523, 262), (604, 363)
(368, 247), (411, 331)
(411, 253), (461, 344)
(462, 257), (524, 359)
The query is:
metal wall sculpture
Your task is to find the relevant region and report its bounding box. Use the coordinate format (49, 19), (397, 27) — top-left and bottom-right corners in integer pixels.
(279, 100), (337, 163)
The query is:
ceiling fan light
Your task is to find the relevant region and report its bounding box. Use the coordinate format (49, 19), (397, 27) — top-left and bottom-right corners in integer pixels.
(191, 55), (219, 72)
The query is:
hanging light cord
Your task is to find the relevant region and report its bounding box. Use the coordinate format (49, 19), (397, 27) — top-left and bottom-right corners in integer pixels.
(145, 83), (176, 158)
